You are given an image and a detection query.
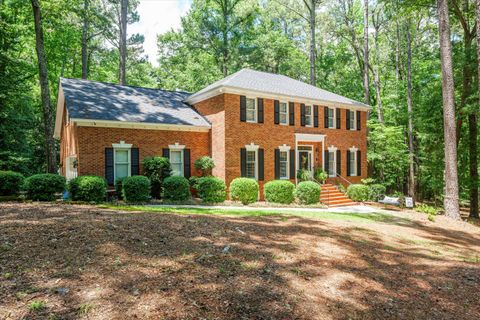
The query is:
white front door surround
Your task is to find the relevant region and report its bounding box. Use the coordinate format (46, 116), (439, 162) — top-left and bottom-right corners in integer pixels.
(294, 133), (325, 184)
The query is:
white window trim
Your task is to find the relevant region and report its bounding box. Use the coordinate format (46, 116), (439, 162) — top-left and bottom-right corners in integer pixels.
(246, 97), (257, 123)
(169, 143), (185, 177)
(349, 110), (356, 130)
(349, 146), (358, 177)
(279, 144), (291, 180)
(328, 107), (337, 129)
(112, 141), (132, 181)
(305, 105), (313, 127)
(279, 101), (288, 125)
(327, 145), (337, 178)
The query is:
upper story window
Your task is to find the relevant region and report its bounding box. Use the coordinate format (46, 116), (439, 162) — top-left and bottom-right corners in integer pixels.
(348, 110), (356, 130)
(246, 98), (257, 123)
(327, 108), (335, 128)
(279, 102), (288, 125)
(305, 105), (313, 127)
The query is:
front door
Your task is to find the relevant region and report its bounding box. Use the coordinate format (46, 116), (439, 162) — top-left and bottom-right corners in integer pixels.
(298, 146), (313, 177)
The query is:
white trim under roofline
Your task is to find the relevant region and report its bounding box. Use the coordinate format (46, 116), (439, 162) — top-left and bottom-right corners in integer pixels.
(71, 118), (211, 132)
(186, 86), (370, 110)
(294, 133), (325, 142)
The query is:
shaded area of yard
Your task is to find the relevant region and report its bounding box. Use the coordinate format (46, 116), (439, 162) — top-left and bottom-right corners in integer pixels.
(0, 203), (479, 319)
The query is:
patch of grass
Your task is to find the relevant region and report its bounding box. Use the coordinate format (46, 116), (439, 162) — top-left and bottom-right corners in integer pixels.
(77, 303), (94, 316)
(3, 272), (13, 279)
(29, 300), (46, 312)
(461, 255), (480, 263)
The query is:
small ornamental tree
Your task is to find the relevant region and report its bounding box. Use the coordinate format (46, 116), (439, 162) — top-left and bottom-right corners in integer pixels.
(194, 156), (215, 176)
(143, 156), (171, 198)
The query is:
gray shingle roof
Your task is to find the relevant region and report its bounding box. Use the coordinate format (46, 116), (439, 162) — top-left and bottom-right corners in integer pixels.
(187, 68), (369, 108)
(60, 78), (210, 127)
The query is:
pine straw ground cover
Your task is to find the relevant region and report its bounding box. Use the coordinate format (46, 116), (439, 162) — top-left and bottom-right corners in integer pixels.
(0, 203), (479, 320)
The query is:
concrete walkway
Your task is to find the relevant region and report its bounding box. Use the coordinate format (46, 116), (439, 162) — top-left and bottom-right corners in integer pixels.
(147, 204), (384, 214)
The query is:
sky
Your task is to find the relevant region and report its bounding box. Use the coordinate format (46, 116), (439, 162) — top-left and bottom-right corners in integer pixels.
(129, 0), (192, 66)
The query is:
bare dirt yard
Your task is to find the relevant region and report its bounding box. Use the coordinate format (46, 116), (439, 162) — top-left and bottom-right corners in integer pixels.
(1, 203), (479, 320)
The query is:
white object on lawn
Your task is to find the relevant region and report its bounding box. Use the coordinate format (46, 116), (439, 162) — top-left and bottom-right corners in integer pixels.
(379, 196), (400, 206)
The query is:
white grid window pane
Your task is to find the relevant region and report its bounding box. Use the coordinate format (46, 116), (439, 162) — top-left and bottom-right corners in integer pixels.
(328, 151), (335, 176)
(246, 98), (256, 122)
(170, 150), (183, 176)
(246, 150), (256, 178)
(115, 149), (130, 180)
(280, 102), (288, 125)
(280, 151), (288, 179)
(116, 150), (128, 162)
(350, 151), (356, 176)
(349, 111), (355, 129)
(305, 106), (312, 126)
(328, 108), (334, 128)
(115, 164), (129, 180)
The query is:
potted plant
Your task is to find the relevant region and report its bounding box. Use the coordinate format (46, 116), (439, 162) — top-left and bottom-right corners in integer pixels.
(314, 167), (328, 184)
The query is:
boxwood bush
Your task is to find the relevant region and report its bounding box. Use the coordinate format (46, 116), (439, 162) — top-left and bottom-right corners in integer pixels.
(24, 174), (66, 201)
(115, 177), (125, 200)
(0, 171), (24, 196)
(196, 176), (226, 203)
(162, 176), (191, 201)
(264, 180), (295, 204)
(346, 184), (370, 202)
(367, 184), (386, 201)
(295, 181), (320, 204)
(122, 176), (151, 202)
(68, 175), (106, 202)
(230, 178), (258, 205)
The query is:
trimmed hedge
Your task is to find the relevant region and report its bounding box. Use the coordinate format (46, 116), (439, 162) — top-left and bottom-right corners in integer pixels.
(264, 180), (295, 204)
(162, 176), (191, 201)
(367, 184), (386, 201)
(122, 176), (151, 202)
(295, 181), (320, 204)
(68, 175), (106, 202)
(24, 174), (66, 201)
(197, 176), (226, 203)
(230, 178), (258, 205)
(346, 184), (369, 202)
(115, 177), (125, 200)
(0, 171), (24, 196)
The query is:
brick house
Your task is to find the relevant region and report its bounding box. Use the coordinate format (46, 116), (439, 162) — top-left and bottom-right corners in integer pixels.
(54, 69), (369, 199)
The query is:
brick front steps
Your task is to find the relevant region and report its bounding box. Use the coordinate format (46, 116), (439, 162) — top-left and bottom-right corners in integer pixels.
(320, 184), (357, 207)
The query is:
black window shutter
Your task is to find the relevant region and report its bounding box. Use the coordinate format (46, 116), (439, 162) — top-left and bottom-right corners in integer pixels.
(357, 150), (362, 176)
(324, 150), (329, 173)
(313, 105), (319, 127)
(240, 148), (246, 177)
(289, 149), (295, 179)
(346, 150), (351, 176)
(183, 149), (191, 178)
(274, 100), (280, 124)
(105, 148), (114, 185)
(336, 108), (341, 129)
(324, 107), (329, 128)
(336, 150), (341, 175)
(357, 111), (361, 130)
(258, 148), (264, 181)
(240, 95), (246, 122)
(289, 102), (295, 125)
(300, 103), (306, 126)
(346, 110), (351, 130)
(274, 149), (280, 179)
(257, 98), (264, 123)
(162, 148), (170, 159)
(131, 148), (140, 175)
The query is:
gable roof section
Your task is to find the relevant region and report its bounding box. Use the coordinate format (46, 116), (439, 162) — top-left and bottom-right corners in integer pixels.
(54, 78), (210, 137)
(185, 68), (369, 109)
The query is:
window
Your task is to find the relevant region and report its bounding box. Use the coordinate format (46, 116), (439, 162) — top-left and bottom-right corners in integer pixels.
(246, 150), (257, 178)
(328, 108), (335, 128)
(349, 150), (357, 176)
(349, 110), (356, 130)
(328, 151), (336, 177)
(114, 149), (130, 181)
(279, 102), (288, 125)
(246, 98), (257, 122)
(170, 149), (184, 177)
(279, 150), (289, 179)
(305, 105), (313, 126)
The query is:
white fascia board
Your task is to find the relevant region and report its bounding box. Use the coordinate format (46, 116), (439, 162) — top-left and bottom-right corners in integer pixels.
(295, 133), (325, 142)
(71, 118), (211, 132)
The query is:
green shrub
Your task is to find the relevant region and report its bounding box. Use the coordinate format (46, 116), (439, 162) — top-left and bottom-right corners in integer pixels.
(0, 171), (24, 196)
(296, 169), (311, 182)
(367, 184), (386, 201)
(196, 176), (226, 203)
(122, 176), (151, 202)
(189, 176), (199, 189)
(230, 178), (258, 205)
(24, 174), (66, 201)
(264, 180), (295, 204)
(143, 156), (171, 198)
(314, 167), (328, 183)
(162, 176), (191, 201)
(415, 203), (438, 215)
(295, 181), (320, 204)
(68, 175), (106, 202)
(194, 156), (215, 176)
(346, 184), (369, 202)
(115, 177), (125, 200)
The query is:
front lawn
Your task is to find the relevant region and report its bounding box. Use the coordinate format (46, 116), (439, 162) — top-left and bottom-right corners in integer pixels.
(1, 203), (479, 319)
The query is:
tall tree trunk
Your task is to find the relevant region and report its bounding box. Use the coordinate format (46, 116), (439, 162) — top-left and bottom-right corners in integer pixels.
(119, 0), (127, 85)
(309, 0), (316, 85)
(395, 20), (401, 81)
(372, 71), (384, 123)
(31, 0), (57, 174)
(81, 0), (89, 79)
(406, 24), (415, 199)
(471, 0), (480, 218)
(437, 0), (460, 220)
(363, 0), (370, 105)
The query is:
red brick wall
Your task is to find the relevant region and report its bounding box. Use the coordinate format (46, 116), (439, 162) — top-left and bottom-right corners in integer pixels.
(75, 127), (210, 178)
